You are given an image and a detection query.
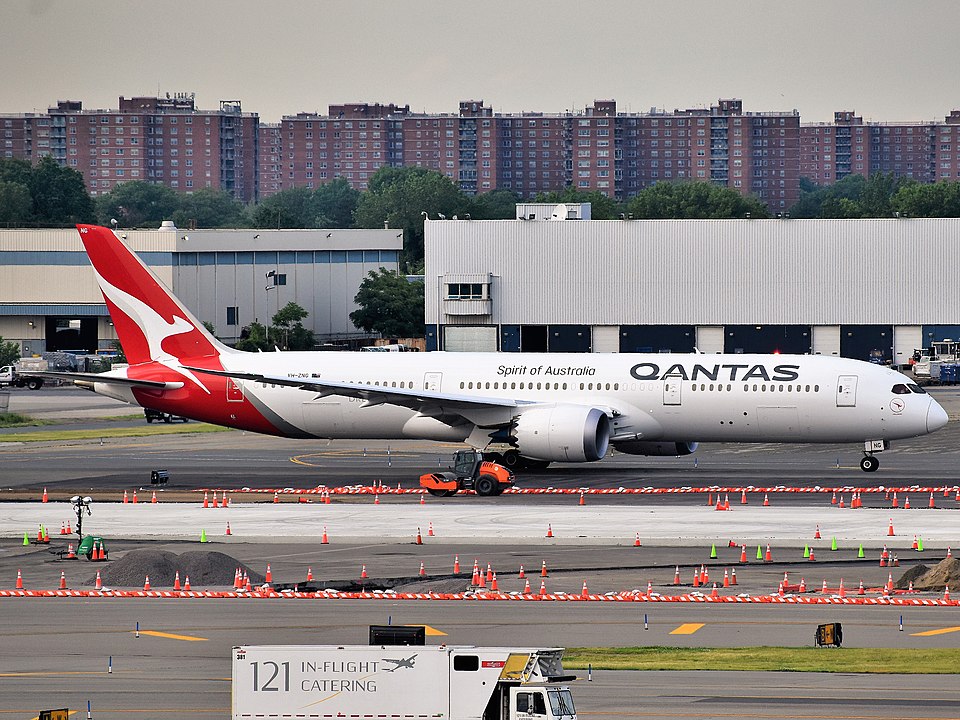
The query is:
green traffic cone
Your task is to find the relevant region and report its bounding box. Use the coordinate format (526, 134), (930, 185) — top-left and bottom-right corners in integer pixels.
(831, 537), (838, 551)
(857, 543), (864, 558)
(200, 529), (208, 543)
(710, 543), (717, 559)
(22, 532), (29, 546)
(803, 544), (810, 558)
(756, 544), (763, 560)
(917, 536), (924, 552)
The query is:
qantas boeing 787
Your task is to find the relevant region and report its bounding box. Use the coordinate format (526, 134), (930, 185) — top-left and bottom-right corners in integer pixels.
(46, 224), (948, 480)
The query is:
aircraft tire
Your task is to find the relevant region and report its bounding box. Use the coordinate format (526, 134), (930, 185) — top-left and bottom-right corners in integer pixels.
(860, 455), (879, 472)
(475, 474), (498, 497)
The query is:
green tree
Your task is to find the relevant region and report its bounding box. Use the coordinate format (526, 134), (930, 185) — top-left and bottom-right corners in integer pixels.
(172, 188), (248, 228)
(353, 167), (470, 269)
(532, 188), (621, 219)
(350, 268), (425, 338)
(892, 180), (960, 217)
(251, 187), (316, 229)
(17, 157), (95, 226)
(469, 189), (521, 219)
(625, 181), (769, 219)
(0, 180), (33, 225)
(234, 321), (270, 352)
(270, 302), (314, 351)
(0, 336), (21, 367)
(312, 177), (360, 227)
(96, 180), (179, 228)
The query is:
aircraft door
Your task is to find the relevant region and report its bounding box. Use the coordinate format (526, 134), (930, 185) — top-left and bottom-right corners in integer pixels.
(662, 379), (681, 406)
(424, 372), (442, 391)
(836, 375), (858, 407)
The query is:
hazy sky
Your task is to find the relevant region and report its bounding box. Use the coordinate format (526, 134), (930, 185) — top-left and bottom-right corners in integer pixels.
(3, 0), (958, 124)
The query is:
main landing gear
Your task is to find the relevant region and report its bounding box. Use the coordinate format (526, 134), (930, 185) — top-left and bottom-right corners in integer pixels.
(860, 439), (888, 473)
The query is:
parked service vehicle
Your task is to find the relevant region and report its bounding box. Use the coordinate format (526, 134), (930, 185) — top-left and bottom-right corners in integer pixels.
(0, 360), (48, 390)
(144, 408), (189, 423)
(419, 449), (514, 497)
(232, 644), (577, 720)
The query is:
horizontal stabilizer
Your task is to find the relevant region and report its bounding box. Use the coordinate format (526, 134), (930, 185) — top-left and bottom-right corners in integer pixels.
(33, 371), (184, 390)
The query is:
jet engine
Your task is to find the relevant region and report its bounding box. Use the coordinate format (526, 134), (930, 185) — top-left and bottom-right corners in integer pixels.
(513, 404), (611, 462)
(613, 440), (699, 457)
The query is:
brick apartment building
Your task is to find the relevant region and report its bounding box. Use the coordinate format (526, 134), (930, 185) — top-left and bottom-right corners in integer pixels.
(800, 109), (960, 186)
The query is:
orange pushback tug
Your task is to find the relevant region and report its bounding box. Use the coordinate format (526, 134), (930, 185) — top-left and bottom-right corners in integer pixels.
(419, 449), (514, 497)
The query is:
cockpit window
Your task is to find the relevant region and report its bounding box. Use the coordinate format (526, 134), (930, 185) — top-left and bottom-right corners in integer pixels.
(907, 383), (927, 394)
(891, 384), (910, 395)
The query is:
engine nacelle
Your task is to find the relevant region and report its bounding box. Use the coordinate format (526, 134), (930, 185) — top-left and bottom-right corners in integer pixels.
(613, 440), (699, 457)
(513, 404), (611, 462)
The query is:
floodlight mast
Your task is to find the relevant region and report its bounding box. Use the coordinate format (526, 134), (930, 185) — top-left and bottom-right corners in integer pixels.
(71, 495), (92, 541)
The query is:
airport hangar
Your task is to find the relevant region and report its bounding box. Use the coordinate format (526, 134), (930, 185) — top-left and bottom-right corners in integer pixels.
(424, 205), (960, 365)
(0, 223), (403, 356)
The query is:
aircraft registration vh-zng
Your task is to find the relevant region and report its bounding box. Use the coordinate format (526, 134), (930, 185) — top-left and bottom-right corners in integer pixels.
(44, 224), (948, 481)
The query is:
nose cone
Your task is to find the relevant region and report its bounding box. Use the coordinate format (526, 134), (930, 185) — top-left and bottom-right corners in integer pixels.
(927, 398), (949, 434)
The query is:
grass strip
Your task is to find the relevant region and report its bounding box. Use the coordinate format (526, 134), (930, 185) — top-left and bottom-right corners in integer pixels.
(564, 647), (960, 673)
(0, 423), (233, 443)
(0, 413), (56, 428)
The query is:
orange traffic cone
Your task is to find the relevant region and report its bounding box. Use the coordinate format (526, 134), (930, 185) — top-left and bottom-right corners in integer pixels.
(546, 524), (553, 538)
(579, 491), (585, 506)
(486, 564), (493, 583)
(174, 571), (181, 591)
(523, 578), (531, 593)
(124, 490), (130, 504)
(490, 573), (499, 592)
(223, 493), (229, 507)
(416, 527), (423, 545)
(673, 566), (681, 585)
(306, 567), (314, 582)
(419, 493), (425, 505)
(518, 564), (525, 579)
(948, 548), (953, 559)
(273, 491), (279, 504)
(912, 535), (918, 550)
(66, 520), (72, 534)
(418, 562), (426, 577)
(647, 581), (653, 595)
(763, 493), (770, 506)
(814, 524), (821, 539)
(184, 576), (191, 591)
(374, 493), (380, 505)
(858, 580), (865, 595)
(929, 493), (935, 509)
(16, 569), (23, 589)
(809, 549), (816, 562)
(42, 488), (48, 503)
(707, 492), (713, 507)
(821, 579), (828, 594)
(245, 575), (252, 592)
(838, 579), (846, 598)
(212, 491), (219, 509)
(724, 494), (730, 511)
(225, 522), (232, 536)
(838, 495), (845, 508)
(731, 568), (738, 586)
(360, 564), (368, 579)
(143, 575), (151, 591)
(798, 577), (806, 592)
(98, 542), (106, 561)
(59, 521), (66, 535)
(764, 544), (772, 562)
(945, 586), (951, 602)
(264, 564), (272, 583)
(321, 526), (330, 544)
(741, 489), (748, 504)
(711, 583), (719, 598)
(477, 570), (485, 589)
(95, 571), (102, 591)
(67, 543), (75, 559)
(904, 496), (911, 509)
(715, 495), (724, 511)
(541, 560), (548, 577)
(739, 545), (747, 563)
(692, 572), (700, 588)
(453, 555), (461, 574)
(428, 522), (434, 537)
(723, 569), (730, 587)
(581, 580), (588, 597)
(538, 580), (546, 596)
(634, 533), (642, 547)
(151, 490), (158, 504)
(831, 490), (837, 505)
(886, 573), (894, 592)
(43, 526), (50, 544)
(892, 492), (898, 508)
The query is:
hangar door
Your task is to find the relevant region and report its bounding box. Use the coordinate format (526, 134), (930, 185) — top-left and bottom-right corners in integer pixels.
(444, 326), (497, 352)
(893, 326), (922, 368)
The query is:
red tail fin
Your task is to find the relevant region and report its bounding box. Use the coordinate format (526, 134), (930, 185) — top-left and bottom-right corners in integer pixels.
(77, 224), (226, 365)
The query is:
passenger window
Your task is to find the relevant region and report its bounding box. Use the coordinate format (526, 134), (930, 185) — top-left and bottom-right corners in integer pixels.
(511, 382), (516, 390)
(516, 694), (530, 713)
(579, 383), (584, 390)
(459, 382), (464, 389)
(709, 383), (714, 391)
(726, 384), (731, 392)
(468, 382), (473, 389)
(533, 693), (547, 715)
(453, 655), (479, 671)
(814, 384), (820, 392)
(588, 383), (594, 390)
(563, 383), (568, 390)
(805, 384), (810, 392)
(519, 382), (525, 390)
(613, 383), (618, 390)
(605, 383), (610, 390)
(891, 384), (910, 395)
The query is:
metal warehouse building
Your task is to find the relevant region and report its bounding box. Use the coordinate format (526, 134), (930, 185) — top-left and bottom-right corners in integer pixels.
(424, 208), (960, 365)
(0, 224), (402, 355)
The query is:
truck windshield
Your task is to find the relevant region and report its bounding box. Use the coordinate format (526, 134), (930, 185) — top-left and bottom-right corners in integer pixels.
(548, 689), (576, 717)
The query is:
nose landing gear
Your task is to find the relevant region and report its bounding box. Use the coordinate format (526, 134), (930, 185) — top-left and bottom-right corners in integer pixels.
(860, 439), (888, 472)
(859, 455), (879, 472)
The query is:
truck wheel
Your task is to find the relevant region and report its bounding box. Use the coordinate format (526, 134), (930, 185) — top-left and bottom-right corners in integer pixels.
(163, 416), (172, 423)
(475, 474), (497, 497)
(26, 379), (42, 390)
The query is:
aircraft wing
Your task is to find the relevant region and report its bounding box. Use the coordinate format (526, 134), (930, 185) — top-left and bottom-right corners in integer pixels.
(30, 371), (184, 390)
(183, 366), (529, 416)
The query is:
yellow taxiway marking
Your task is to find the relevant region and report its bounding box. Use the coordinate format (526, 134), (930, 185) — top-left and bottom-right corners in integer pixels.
(138, 630), (208, 642)
(911, 625), (960, 637)
(669, 623), (705, 635)
(405, 624), (447, 636)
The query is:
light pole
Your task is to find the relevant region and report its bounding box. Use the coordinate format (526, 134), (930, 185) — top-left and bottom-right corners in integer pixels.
(71, 495), (92, 541)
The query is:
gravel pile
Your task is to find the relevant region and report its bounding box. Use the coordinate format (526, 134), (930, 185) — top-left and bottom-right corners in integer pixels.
(90, 549), (264, 588)
(896, 558), (960, 590)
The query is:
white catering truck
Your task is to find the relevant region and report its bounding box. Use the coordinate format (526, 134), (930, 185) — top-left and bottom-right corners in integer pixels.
(232, 644), (578, 720)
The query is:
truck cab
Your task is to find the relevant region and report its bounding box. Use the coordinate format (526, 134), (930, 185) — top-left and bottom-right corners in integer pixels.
(508, 686), (577, 720)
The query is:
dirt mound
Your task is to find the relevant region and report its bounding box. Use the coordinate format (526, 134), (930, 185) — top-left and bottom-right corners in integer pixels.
(896, 558), (960, 590)
(92, 549), (264, 588)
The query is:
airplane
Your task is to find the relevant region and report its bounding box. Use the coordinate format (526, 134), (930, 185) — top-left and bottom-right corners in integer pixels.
(382, 655), (417, 671)
(44, 224), (949, 481)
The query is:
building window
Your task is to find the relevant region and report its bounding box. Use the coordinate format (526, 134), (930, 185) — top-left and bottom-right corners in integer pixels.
(446, 283), (484, 300)
(226, 306), (239, 326)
